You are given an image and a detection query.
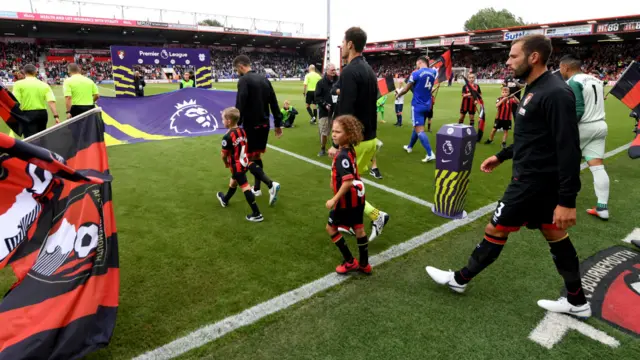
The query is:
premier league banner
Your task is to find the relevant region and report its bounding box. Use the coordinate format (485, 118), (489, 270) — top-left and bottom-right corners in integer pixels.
(98, 87), (259, 146)
(109, 46), (212, 97)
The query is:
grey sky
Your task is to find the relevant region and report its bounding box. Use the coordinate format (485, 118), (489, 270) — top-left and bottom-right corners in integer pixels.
(5, 0), (639, 66)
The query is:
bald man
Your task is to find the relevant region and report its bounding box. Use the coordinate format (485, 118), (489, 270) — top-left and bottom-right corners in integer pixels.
(64, 63), (99, 119)
(303, 64), (322, 124)
(314, 63), (339, 156)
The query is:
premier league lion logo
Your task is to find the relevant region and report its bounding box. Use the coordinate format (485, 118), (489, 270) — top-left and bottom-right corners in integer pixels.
(169, 99), (219, 134)
(443, 140), (454, 155)
(161, 49), (169, 59)
(198, 53), (206, 62)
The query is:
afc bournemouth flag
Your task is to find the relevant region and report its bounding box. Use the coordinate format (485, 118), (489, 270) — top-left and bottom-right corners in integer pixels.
(377, 75), (396, 97)
(0, 85), (29, 137)
(610, 61), (640, 159)
(611, 61), (640, 114)
(611, 61), (640, 159)
(0, 110), (119, 359)
(430, 43), (454, 85)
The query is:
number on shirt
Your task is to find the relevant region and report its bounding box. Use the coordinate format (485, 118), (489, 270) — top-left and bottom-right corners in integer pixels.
(592, 84), (598, 105)
(239, 145), (249, 167)
(424, 77), (433, 90)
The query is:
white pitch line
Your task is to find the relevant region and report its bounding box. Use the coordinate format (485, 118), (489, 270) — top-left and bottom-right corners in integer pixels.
(133, 142), (631, 360)
(267, 144), (434, 208)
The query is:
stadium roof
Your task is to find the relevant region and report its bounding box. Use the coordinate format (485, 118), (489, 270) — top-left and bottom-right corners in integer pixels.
(0, 11), (326, 48)
(363, 14), (640, 54)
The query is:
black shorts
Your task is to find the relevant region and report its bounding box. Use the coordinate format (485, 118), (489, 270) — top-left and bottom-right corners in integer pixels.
(22, 110), (48, 138)
(493, 120), (512, 130)
(245, 125), (270, 157)
(328, 205), (365, 230)
(426, 109), (434, 119)
(490, 178), (559, 232)
(69, 105), (95, 118)
(231, 171), (249, 188)
(305, 91), (315, 105)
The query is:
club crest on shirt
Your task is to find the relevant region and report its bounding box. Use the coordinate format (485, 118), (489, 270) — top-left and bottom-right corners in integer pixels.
(523, 93), (534, 106)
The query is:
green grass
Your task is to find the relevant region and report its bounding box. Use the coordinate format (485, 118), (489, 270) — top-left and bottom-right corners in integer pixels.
(1, 80), (639, 360)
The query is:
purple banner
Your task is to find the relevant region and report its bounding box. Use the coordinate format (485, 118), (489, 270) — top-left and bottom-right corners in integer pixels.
(97, 88), (242, 146)
(110, 46), (210, 67)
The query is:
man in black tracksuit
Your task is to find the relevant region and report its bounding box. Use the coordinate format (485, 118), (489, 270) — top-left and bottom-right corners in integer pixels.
(314, 63), (338, 156)
(329, 26), (390, 242)
(427, 34), (592, 319)
(233, 55), (283, 195)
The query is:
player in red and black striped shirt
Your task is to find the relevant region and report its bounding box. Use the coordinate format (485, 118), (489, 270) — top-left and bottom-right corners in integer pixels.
(459, 73), (481, 126)
(217, 107), (281, 222)
(326, 115), (371, 275)
(485, 87), (520, 148)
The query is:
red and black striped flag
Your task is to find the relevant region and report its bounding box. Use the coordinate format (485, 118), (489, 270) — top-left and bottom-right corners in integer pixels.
(377, 75), (396, 97)
(462, 75), (486, 141)
(610, 61), (640, 159)
(610, 61), (640, 113)
(0, 110), (119, 359)
(430, 43), (454, 85)
(0, 84), (29, 137)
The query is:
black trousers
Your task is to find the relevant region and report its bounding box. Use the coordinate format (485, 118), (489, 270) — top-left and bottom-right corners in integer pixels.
(69, 105), (95, 118)
(22, 110), (48, 138)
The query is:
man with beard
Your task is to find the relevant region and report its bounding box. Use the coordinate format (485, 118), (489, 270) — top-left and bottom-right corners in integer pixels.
(315, 63), (339, 156)
(330, 26), (389, 241)
(426, 34), (591, 318)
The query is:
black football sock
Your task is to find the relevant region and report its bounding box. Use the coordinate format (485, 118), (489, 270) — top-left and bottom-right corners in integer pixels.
(547, 235), (587, 306)
(331, 233), (353, 263)
(253, 159), (263, 191)
(224, 186), (237, 202)
(357, 235), (369, 266)
(313, 108), (318, 119)
(454, 234), (506, 285)
(243, 189), (261, 215)
(248, 162), (273, 189)
(306, 107), (313, 117)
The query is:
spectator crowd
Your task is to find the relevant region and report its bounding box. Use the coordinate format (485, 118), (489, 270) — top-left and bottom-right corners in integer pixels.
(2, 40), (638, 84)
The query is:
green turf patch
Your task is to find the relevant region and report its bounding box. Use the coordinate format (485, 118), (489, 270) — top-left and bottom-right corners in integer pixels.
(1, 81), (638, 360)
(176, 154), (640, 360)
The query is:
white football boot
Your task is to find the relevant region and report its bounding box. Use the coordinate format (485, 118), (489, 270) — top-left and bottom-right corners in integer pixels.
(425, 266), (467, 293)
(537, 297), (592, 319)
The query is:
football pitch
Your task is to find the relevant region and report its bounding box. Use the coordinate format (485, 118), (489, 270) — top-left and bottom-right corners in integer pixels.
(1, 80), (639, 360)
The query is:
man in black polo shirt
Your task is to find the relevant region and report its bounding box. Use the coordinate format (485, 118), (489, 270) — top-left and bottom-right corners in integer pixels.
(427, 34), (591, 318)
(233, 55), (283, 198)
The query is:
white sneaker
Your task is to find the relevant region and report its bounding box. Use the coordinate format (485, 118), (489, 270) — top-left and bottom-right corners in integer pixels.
(403, 145), (413, 153)
(369, 211), (390, 242)
(425, 266), (467, 293)
(376, 139), (384, 151)
(252, 188), (262, 197)
(537, 297), (592, 319)
(422, 153), (436, 163)
(269, 182), (281, 206)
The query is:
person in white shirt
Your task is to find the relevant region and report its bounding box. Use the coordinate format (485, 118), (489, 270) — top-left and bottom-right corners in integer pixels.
(394, 79), (405, 126)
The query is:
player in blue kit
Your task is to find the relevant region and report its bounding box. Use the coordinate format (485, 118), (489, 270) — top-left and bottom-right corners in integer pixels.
(395, 56), (437, 163)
